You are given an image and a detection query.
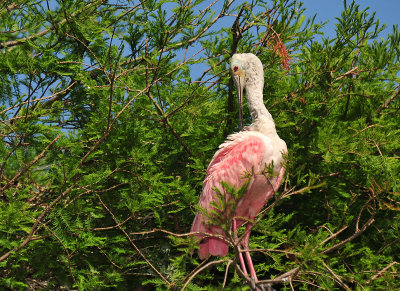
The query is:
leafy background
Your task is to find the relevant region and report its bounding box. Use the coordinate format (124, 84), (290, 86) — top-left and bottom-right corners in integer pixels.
(0, 0), (399, 289)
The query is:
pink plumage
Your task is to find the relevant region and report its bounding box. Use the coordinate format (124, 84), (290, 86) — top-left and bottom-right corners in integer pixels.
(190, 53), (287, 281)
(191, 131), (286, 259)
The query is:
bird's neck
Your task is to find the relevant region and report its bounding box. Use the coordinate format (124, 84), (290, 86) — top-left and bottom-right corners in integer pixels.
(245, 83), (277, 135)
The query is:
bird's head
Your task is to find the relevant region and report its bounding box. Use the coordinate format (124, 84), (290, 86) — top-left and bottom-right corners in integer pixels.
(230, 53), (264, 130)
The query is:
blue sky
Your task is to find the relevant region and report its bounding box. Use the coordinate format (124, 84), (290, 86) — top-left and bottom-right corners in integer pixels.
(185, 0), (400, 80)
(302, 0), (399, 38)
(9, 0), (398, 104)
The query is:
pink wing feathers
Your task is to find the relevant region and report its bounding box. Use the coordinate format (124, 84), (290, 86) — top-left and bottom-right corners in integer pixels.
(191, 131), (287, 259)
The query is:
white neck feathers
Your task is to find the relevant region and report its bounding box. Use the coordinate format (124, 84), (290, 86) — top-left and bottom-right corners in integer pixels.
(244, 71), (276, 135)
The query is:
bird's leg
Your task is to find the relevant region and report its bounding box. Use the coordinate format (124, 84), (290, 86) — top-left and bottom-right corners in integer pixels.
(233, 218), (248, 276)
(241, 222), (258, 281)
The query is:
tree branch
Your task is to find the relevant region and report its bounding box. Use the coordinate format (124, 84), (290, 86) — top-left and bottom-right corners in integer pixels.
(0, 182), (76, 262)
(181, 259), (232, 290)
(366, 261), (399, 284)
(377, 85), (400, 113)
(0, 134), (61, 192)
(321, 217), (375, 255)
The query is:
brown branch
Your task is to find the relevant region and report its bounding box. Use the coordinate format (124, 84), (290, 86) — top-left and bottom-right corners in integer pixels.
(233, 260), (297, 291)
(6, 4), (19, 11)
(180, 257), (210, 285)
(0, 134), (61, 192)
(321, 217), (375, 255)
(377, 85), (400, 113)
(245, 248), (301, 257)
(322, 261), (350, 290)
(334, 66), (359, 81)
(129, 228), (189, 236)
(256, 266), (301, 289)
(317, 225), (349, 248)
(233, 262), (256, 289)
(366, 261), (399, 284)
(89, 214), (134, 231)
(0, 25), (58, 50)
(181, 259), (231, 290)
(222, 259), (233, 289)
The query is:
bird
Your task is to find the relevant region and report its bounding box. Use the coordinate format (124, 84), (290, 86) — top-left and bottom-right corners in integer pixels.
(190, 53), (287, 282)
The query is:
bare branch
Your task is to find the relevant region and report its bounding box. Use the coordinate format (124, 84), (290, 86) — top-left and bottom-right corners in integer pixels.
(321, 217), (375, 255)
(318, 225), (349, 248)
(181, 259), (231, 290)
(377, 85), (400, 113)
(322, 261), (350, 290)
(366, 261), (399, 284)
(222, 260), (233, 289)
(256, 266), (301, 288)
(334, 66), (359, 81)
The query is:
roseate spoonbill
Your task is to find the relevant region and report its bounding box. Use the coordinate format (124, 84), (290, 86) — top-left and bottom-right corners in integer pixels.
(191, 53), (287, 282)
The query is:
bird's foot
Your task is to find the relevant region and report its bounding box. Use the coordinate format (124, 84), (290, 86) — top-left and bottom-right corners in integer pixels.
(250, 279), (277, 291)
(249, 277), (256, 290)
(256, 282), (276, 291)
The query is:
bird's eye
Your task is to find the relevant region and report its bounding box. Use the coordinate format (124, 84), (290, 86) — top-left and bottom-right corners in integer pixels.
(233, 66), (239, 72)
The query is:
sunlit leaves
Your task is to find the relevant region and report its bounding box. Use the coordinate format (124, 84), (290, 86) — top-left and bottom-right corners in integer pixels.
(0, 0), (399, 290)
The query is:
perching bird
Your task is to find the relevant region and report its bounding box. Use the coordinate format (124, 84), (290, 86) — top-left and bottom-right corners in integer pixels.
(190, 53), (287, 281)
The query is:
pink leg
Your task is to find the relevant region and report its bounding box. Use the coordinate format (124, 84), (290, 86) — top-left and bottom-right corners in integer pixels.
(241, 223), (258, 281)
(233, 218), (248, 276)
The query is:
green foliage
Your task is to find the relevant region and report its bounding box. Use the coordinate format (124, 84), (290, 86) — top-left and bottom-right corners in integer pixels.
(0, 0), (399, 289)
(200, 176), (252, 234)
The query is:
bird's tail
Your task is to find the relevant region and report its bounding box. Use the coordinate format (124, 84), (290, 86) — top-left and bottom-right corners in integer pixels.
(198, 237), (228, 259)
(191, 213), (228, 259)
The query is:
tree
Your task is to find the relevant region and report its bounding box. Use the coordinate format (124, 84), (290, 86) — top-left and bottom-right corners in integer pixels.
(0, 0), (399, 289)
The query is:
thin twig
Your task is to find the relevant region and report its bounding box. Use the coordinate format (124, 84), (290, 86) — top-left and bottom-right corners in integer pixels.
(366, 261), (399, 284)
(377, 85), (400, 113)
(181, 259), (231, 290)
(222, 260), (233, 289)
(1, 134), (61, 192)
(29, 215), (77, 285)
(321, 217), (375, 255)
(0, 81), (77, 115)
(322, 261), (350, 290)
(318, 225), (349, 248)
(0, 182), (77, 262)
(256, 266), (301, 287)
(96, 193), (171, 286)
